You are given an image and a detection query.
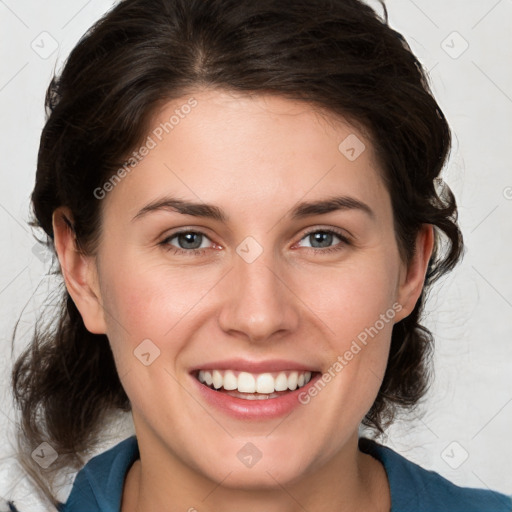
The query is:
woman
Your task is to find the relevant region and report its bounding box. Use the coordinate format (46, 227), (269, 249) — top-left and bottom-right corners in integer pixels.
(9, 0), (511, 511)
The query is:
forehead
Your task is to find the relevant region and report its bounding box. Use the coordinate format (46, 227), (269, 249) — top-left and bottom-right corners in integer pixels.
(102, 88), (390, 224)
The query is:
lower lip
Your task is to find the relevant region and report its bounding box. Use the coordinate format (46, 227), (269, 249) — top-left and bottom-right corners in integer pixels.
(191, 372), (322, 420)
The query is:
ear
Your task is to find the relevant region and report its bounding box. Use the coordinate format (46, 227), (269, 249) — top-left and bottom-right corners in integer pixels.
(52, 207), (107, 334)
(394, 224), (434, 322)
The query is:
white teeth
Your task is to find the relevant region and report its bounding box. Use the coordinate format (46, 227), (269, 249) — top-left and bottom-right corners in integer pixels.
(223, 370), (238, 391)
(288, 372), (298, 391)
(274, 372), (289, 391)
(226, 390), (280, 400)
(197, 369), (313, 394)
(256, 373), (274, 394)
(212, 370), (223, 389)
(203, 371), (213, 386)
(238, 372), (256, 393)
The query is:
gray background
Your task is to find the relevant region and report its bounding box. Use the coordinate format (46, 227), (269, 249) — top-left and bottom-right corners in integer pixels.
(0, 0), (511, 509)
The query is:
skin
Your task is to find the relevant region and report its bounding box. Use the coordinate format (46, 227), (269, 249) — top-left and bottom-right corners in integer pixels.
(53, 88), (433, 512)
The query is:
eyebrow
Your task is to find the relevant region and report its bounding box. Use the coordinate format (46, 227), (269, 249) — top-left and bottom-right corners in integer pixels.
(131, 195), (375, 223)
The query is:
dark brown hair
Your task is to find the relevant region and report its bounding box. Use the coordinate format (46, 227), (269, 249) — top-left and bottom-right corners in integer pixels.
(11, 0), (463, 507)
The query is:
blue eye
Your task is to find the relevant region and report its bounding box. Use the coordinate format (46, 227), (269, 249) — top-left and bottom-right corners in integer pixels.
(160, 231), (214, 256)
(297, 229), (351, 253)
(159, 227), (351, 257)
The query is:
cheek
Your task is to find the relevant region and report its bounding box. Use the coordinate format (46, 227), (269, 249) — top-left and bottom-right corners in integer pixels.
(304, 254), (400, 397)
(100, 255), (215, 336)
(306, 255), (401, 339)
(97, 251), (227, 385)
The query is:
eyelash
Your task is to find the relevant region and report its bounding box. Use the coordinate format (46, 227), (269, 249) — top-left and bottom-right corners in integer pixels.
(159, 228), (351, 257)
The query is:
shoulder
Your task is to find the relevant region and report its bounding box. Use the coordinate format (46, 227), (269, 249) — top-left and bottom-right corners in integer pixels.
(359, 437), (512, 512)
(58, 436), (139, 512)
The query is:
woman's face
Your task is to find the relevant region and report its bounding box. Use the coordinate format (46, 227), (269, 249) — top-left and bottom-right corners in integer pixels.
(68, 89), (430, 489)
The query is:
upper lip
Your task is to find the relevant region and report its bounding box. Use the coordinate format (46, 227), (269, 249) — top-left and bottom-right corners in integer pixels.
(190, 358), (320, 374)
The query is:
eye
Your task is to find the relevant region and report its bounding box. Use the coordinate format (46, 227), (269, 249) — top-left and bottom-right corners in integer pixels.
(160, 230), (215, 255)
(296, 228), (350, 253)
(159, 227), (351, 257)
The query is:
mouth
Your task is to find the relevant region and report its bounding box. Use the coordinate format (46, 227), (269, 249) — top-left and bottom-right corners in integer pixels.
(189, 359), (323, 419)
(192, 369), (320, 400)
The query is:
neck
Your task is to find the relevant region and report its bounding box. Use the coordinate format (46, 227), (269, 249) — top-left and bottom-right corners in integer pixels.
(122, 431), (390, 512)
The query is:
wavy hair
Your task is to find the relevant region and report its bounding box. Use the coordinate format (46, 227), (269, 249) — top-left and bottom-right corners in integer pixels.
(11, 0), (463, 507)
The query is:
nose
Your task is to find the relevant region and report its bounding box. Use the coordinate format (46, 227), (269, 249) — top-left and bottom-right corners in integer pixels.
(217, 244), (300, 344)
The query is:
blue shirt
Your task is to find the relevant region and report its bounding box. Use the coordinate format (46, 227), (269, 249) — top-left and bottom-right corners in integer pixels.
(8, 436), (511, 512)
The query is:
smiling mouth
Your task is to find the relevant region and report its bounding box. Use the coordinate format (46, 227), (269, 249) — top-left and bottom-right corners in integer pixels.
(194, 369), (319, 400)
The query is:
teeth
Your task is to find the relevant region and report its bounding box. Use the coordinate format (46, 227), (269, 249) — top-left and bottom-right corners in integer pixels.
(223, 370), (238, 391)
(275, 372), (288, 391)
(212, 370), (223, 389)
(197, 369), (313, 394)
(256, 373), (274, 394)
(204, 371), (213, 386)
(288, 372), (298, 391)
(238, 372), (255, 393)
